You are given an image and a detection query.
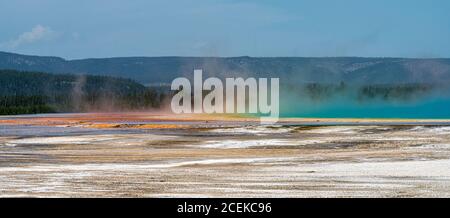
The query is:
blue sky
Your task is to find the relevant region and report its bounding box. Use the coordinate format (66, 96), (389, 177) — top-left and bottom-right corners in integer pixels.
(0, 0), (449, 59)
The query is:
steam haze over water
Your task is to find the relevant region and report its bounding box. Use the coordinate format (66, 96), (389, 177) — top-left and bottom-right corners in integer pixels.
(280, 94), (450, 118)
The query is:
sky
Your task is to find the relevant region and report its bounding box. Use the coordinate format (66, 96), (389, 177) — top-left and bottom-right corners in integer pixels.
(0, 0), (449, 59)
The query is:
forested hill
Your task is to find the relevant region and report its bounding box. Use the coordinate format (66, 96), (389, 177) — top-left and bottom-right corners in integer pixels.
(0, 70), (145, 96)
(0, 70), (165, 115)
(1, 51), (450, 85)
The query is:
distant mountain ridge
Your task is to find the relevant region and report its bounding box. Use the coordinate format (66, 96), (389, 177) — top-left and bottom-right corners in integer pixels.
(1, 51), (450, 85)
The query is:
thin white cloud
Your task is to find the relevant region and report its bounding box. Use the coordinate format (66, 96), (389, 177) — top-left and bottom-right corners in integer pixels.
(1, 25), (57, 48)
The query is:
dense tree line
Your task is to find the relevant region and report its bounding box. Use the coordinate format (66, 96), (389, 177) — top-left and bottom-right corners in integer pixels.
(0, 70), (166, 115)
(292, 82), (437, 102)
(357, 84), (432, 101)
(0, 95), (55, 115)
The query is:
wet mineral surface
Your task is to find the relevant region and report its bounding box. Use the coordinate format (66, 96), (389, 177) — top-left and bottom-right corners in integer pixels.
(1, 113), (450, 197)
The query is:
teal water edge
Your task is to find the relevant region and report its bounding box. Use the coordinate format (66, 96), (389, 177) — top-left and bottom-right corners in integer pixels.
(280, 97), (450, 119)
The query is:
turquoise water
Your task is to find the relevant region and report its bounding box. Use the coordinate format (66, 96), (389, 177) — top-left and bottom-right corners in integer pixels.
(280, 96), (450, 119)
